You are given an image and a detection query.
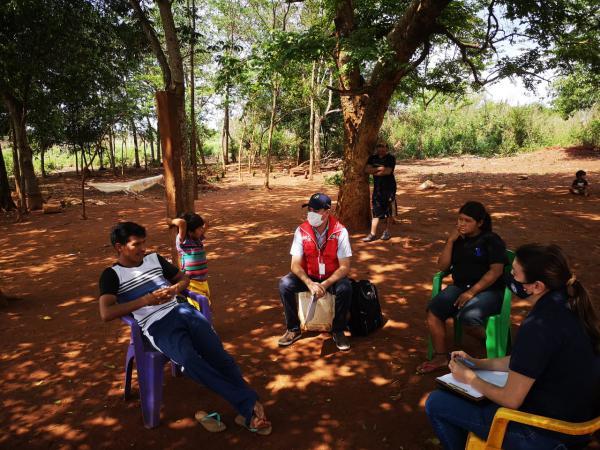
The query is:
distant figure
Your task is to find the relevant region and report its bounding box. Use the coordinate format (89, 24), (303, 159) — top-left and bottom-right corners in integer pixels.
(570, 170), (590, 196)
(362, 139), (397, 242)
(168, 213), (210, 310)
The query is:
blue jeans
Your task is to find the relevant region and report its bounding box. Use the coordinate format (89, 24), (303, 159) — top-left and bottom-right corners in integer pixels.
(425, 390), (585, 450)
(428, 285), (503, 327)
(147, 303), (258, 424)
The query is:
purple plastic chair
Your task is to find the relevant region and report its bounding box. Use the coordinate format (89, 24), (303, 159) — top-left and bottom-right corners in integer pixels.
(122, 289), (212, 428)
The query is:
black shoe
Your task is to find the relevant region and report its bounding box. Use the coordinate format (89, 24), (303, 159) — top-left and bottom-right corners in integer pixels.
(332, 332), (351, 351)
(381, 230), (391, 241)
(278, 329), (302, 347)
(362, 233), (377, 242)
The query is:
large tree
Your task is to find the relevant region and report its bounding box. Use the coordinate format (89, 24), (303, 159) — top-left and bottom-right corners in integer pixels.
(129, 0), (195, 214)
(321, 0), (599, 229)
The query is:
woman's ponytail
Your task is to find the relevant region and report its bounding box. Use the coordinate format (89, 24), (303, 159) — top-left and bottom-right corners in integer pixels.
(568, 277), (600, 354)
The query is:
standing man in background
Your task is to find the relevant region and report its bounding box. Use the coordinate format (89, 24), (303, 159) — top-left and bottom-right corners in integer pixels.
(363, 139), (397, 242)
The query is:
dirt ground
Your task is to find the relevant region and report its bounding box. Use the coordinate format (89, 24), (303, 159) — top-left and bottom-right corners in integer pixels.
(1, 146), (599, 450)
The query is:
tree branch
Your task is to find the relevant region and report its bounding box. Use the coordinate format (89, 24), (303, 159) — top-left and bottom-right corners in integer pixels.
(129, 0), (172, 90)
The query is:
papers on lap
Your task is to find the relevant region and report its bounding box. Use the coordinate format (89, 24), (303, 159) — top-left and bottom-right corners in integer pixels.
(436, 371), (508, 401)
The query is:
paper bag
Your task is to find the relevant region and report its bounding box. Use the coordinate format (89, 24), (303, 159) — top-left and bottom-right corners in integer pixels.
(297, 291), (335, 332)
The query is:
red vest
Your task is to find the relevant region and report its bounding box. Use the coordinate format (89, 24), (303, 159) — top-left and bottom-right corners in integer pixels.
(299, 216), (346, 280)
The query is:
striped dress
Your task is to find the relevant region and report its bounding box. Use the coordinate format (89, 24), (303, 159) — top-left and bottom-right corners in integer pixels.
(176, 236), (208, 281)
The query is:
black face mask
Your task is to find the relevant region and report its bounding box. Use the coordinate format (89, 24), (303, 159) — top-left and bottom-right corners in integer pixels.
(505, 273), (531, 299)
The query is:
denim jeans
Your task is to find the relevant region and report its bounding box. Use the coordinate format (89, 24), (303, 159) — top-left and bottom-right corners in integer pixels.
(427, 285), (503, 327)
(278, 272), (352, 333)
(425, 390), (587, 450)
(147, 303), (258, 424)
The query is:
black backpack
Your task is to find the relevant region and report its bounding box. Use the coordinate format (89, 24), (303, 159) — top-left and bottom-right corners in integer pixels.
(348, 279), (383, 336)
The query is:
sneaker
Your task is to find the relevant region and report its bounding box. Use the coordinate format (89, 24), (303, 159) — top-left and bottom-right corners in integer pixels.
(362, 233), (377, 242)
(278, 329), (302, 347)
(332, 332), (351, 351)
(381, 230), (391, 241)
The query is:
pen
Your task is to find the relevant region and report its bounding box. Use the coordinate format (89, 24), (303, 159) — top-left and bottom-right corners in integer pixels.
(455, 356), (476, 368)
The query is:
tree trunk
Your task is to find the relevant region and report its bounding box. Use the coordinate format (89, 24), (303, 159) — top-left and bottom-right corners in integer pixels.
(131, 118), (140, 168)
(9, 122), (25, 210)
(195, 133), (206, 167)
(156, 0), (194, 213)
(121, 138), (125, 176)
(314, 107), (322, 172)
(188, 0), (198, 199)
(108, 127), (117, 175)
(309, 61), (316, 180)
(2, 93), (42, 210)
(147, 117), (155, 162)
(143, 138), (148, 171)
(99, 143), (105, 170)
(75, 148), (79, 176)
(81, 147), (89, 173)
(333, 0), (449, 230)
(221, 88), (230, 170)
(0, 141), (16, 211)
(237, 122), (246, 181)
(40, 146), (47, 178)
(156, 121), (162, 163)
(263, 82), (279, 189)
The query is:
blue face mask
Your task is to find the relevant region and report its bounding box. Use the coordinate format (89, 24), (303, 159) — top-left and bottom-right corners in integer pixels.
(505, 273), (530, 299)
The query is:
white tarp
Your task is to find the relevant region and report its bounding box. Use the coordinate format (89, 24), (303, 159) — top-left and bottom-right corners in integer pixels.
(88, 174), (164, 193)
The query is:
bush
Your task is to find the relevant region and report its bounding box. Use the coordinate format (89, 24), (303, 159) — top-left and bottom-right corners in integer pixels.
(382, 95), (589, 158)
(576, 118), (600, 149)
(324, 171), (343, 186)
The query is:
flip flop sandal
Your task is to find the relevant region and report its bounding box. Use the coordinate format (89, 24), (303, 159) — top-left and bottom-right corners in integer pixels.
(195, 411), (226, 432)
(235, 414), (272, 436)
(416, 359), (448, 375)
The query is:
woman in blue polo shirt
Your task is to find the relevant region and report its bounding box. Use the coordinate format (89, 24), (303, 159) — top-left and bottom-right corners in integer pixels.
(426, 244), (600, 449)
(417, 201), (507, 374)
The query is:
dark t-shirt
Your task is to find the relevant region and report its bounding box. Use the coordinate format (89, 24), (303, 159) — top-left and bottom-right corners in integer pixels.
(367, 153), (396, 193)
(572, 178), (588, 188)
(450, 231), (507, 291)
(509, 289), (600, 424)
(98, 254), (179, 296)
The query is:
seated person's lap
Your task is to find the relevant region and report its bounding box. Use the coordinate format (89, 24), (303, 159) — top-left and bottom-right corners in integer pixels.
(428, 285), (503, 326)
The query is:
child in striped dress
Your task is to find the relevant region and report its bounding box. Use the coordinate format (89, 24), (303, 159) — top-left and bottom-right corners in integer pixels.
(169, 213), (210, 310)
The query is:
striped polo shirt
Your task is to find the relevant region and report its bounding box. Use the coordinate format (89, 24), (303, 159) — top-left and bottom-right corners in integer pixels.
(110, 253), (177, 335)
(176, 236), (208, 281)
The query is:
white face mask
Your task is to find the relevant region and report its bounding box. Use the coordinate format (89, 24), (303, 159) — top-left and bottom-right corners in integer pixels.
(307, 211), (324, 227)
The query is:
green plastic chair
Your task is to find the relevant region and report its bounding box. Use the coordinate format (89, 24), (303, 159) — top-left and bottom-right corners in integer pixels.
(427, 249), (515, 360)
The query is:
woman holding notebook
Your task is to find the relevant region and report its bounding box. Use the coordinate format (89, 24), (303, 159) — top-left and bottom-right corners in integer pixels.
(425, 244), (600, 449)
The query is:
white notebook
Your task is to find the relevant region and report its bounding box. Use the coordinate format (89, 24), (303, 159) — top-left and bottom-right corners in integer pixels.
(436, 370), (509, 401)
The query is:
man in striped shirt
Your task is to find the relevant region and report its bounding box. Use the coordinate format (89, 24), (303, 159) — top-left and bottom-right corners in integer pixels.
(98, 222), (271, 434)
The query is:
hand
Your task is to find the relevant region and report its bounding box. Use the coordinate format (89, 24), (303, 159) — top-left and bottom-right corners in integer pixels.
(448, 227), (461, 243)
(454, 291), (475, 309)
(450, 351), (478, 369)
(165, 218), (173, 228)
(307, 281), (326, 299)
(449, 357), (476, 384)
(144, 291), (164, 306)
(150, 287), (176, 302)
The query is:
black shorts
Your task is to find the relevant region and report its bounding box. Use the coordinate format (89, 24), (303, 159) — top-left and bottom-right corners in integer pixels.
(372, 191), (395, 219)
